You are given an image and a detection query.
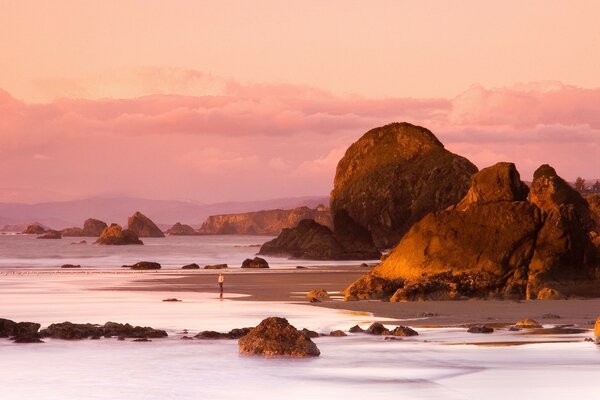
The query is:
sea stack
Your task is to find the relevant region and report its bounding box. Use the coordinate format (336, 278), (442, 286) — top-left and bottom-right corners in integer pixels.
(95, 224), (143, 245)
(127, 211), (165, 238)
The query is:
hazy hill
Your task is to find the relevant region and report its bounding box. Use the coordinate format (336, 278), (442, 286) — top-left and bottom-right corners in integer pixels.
(0, 195), (329, 231)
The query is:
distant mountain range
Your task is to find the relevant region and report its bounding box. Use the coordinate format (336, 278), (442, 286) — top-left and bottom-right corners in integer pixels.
(0, 195), (329, 231)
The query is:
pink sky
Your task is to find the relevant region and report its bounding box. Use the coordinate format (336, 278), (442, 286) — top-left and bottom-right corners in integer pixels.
(0, 1), (599, 203)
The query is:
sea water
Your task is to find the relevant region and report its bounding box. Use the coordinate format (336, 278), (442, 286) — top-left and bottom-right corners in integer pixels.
(0, 234), (369, 269)
(1, 273), (599, 400)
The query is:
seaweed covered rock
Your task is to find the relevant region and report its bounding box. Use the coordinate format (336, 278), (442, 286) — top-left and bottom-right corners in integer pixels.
(238, 317), (320, 357)
(95, 224), (143, 245)
(259, 219), (380, 260)
(331, 122), (477, 249)
(127, 211), (165, 238)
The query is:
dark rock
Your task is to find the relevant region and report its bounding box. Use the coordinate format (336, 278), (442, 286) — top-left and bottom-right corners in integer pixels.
(349, 325), (364, 333)
(384, 337), (402, 341)
(241, 257), (269, 269)
(127, 211), (165, 238)
(181, 336), (194, 340)
(467, 326), (494, 334)
(259, 219), (380, 260)
(330, 122), (477, 249)
(127, 261), (161, 270)
(22, 223), (47, 235)
(309, 297), (321, 303)
(95, 224), (143, 245)
(204, 264), (228, 269)
(61, 227), (84, 236)
(181, 263), (200, 269)
(166, 222), (197, 236)
(1, 319), (42, 342)
(133, 338), (151, 342)
(527, 165), (598, 298)
(301, 328), (319, 338)
(102, 321), (168, 338)
(329, 330), (347, 337)
(37, 230), (62, 239)
(71, 240), (87, 245)
(390, 326), (418, 336)
(60, 264), (81, 269)
(360, 263), (370, 268)
(40, 322), (103, 340)
(81, 218), (109, 236)
(162, 298), (181, 302)
(366, 322), (390, 335)
(194, 331), (227, 339)
(227, 328), (251, 339)
(238, 317), (320, 357)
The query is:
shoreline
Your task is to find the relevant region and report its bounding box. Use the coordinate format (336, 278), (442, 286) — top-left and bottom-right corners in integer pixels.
(94, 267), (600, 328)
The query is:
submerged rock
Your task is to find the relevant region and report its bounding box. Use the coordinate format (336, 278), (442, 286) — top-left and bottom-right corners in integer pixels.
(238, 317), (320, 357)
(127, 211), (165, 238)
(95, 224), (143, 245)
(331, 122), (477, 249)
(241, 257), (269, 269)
(390, 326), (419, 336)
(514, 319), (543, 329)
(366, 323), (390, 336)
(467, 326), (494, 334)
(127, 261), (161, 270)
(60, 264), (81, 269)
(39, 321), (167, 339)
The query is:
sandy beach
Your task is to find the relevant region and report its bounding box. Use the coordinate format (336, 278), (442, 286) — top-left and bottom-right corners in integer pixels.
(108, 267), (600, 328)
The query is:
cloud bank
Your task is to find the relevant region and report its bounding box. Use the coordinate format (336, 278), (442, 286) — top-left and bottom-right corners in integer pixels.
(1, 77), (598, 203)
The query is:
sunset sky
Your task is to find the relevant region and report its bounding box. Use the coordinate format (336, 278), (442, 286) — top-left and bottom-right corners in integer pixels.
(1, 0), (599, 203)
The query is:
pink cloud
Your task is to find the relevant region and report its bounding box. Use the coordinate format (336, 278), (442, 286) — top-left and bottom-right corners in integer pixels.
(0, 80), (599, 203)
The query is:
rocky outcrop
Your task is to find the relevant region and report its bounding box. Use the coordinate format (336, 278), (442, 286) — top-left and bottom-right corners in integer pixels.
(331, 122), (477, 249)
(0, 318), (42, 343)
(238, 317), (320, 357)
(198, 206), (332, 235)
(306, 289), (329, 300)
(40, 321), (167, 339)
(204, 264), (228, 269)
(95, 224), (143, 245)
(344, 162), (600, 301)
(37, 230), (62, 239)
(258, 219), (380, 260)
(588, 194), (600, 230)
(182, 263), (200, 269)
(22, 223), (47, 234)
(125, 261), (161, 270)
(127, 211), (165, 238)
(241, 257), (269, 268)
(165, 222), (197, 235)
(62, 218), (108, 237)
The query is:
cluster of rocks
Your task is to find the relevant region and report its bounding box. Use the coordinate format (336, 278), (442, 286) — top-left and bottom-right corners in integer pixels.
(96, 224), (144, 245)
(0, 318), (167, 343)
(61, 218), (108, 237)
(344, 161), (600, 301)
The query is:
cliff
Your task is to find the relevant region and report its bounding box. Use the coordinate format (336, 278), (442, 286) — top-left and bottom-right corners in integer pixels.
(197, 206), (332, 235)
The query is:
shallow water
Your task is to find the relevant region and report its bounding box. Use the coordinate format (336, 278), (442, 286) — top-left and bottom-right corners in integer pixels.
(1, 274), (599, 400)
(0, 235), (373, 269)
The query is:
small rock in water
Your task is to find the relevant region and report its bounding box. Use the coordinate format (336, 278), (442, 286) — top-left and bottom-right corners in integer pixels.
(514, 319), (542, 329)
(391, 326), (419, 336)
(60, 264), (81, 269)
(306, 289), (330, 300)
(467, 326), (494, 334)
(384, 337), (401, 341)
(128, 261), (161, 270)
(301, 328), (320, 338)
(241, 257), (269, 269)
(181, 263), (200, 270)
(366, 322), (390, 335)
(309, 297), (321, 303)
(133, 338), (151, 342)
(349, 325), (364, 333)
(238, 317), (320, 357)
(204, 264), (228, 269)
(162, 298), (182, 302)
(329, 330), (347, 337)
(195, 331), (227, 339)
(181, 336), (194, 340)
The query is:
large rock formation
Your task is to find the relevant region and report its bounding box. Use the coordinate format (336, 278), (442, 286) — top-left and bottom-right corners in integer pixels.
(95, 224), (143, 245)
(61, 218), (108, 237)
(198, 206), (332, 235)
(127, 211), (165, 238)
(238, 317), (320, 357)
(344, 162), (600, 301)
(165, 222), (197, 235)
(331, 122), (477, 249)
(259, 219), (380, 260)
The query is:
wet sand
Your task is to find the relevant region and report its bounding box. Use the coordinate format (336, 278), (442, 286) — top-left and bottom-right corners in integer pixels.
(109, 267), (600, 328)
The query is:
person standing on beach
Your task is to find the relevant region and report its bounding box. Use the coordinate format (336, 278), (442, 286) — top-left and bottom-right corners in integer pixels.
(218, 273), (224, 293)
